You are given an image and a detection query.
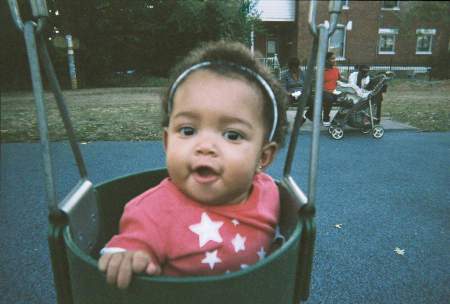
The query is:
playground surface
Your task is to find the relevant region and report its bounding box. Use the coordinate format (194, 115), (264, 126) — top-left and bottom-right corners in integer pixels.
(1, 130), (449, 303)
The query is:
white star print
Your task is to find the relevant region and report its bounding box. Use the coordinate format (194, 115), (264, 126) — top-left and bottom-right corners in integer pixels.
(189, 212), (223, 247)
(202, 250), (222, 269)
(257, 247), (266, 260)
(231, 233), (246, 253)
(231, 219), (240, 226)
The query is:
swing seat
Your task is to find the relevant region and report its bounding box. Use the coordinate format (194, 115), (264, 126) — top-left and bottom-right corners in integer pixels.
(61, 168), (305, 304)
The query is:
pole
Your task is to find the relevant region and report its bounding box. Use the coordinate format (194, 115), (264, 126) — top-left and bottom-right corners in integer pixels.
(250, 25), (255, 54)
(65, 34), (78, 89)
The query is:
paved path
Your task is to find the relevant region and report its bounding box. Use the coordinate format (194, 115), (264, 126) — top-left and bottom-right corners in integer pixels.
(287, 109), (416, 132)
(1, 130), (449, 304)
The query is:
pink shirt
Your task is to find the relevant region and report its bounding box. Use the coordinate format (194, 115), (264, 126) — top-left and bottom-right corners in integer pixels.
(105, 173), (279, 276)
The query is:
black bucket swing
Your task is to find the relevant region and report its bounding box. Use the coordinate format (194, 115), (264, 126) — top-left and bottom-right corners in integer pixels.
(8, 0), (343, 303)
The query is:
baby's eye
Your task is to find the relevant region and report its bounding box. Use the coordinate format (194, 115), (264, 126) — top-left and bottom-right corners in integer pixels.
(223, 130), (244, 141)
(179, 126), (196, 136)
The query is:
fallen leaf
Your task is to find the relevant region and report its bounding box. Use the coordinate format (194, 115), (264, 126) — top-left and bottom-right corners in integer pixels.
(394, 247), (405, 256)
(334, 224), (343, 229)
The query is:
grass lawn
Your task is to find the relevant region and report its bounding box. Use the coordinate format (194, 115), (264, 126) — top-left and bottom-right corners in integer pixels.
(1, 79), (449, 143)
(1, 87), (165, 142)
(382, 79), (450, 132)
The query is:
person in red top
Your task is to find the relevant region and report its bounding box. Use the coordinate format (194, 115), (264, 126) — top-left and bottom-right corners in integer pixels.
(97, 41), (288, 289)
(321, 52), (342, 126)
(304, 52), (342, 126)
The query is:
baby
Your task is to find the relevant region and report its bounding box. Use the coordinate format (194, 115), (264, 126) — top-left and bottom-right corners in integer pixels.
(98, 41), (288, 289)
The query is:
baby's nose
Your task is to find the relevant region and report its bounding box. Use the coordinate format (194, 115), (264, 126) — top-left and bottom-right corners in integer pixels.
(195, 135), (218, 156)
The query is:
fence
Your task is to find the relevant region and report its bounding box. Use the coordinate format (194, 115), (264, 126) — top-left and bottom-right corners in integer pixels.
(258, 54), (431, 79)
(283, 65), (430, 78)
(333, 65), (431, 78)
(257, 55), (281, 79)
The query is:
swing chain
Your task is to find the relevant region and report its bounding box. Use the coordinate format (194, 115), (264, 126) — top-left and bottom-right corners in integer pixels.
(308, 0), (343, 37)
(8, 0), (49, 33)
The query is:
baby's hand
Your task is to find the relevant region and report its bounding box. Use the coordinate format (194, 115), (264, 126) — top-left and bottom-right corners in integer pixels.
(98, 250), (161, 289)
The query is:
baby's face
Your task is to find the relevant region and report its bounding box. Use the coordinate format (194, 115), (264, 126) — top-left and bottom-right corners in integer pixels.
(164, 70), (274, 205)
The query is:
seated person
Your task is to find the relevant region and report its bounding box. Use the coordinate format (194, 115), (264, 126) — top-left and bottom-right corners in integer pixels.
(347, 64), (371, 98)
(98, 41), (288, 289)
(339, 66), (388, 121)
(281, 57), (304, 104)
(304, 52), (342, 126)
(333, 65), (372, 107)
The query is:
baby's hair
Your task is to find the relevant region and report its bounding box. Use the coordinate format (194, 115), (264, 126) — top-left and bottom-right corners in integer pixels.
(161, 40), (287, 146)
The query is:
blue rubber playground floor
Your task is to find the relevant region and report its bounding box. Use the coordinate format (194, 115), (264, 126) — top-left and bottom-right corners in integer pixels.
(1, 130), (449, 303)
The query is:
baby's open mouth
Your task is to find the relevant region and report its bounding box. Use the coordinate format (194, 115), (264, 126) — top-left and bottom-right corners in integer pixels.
(192, 166), (219, 183)
(195, 166), (217, 177)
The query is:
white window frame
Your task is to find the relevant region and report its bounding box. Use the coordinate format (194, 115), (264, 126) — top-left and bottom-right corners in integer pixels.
(378, 28), (398, 55)
(342, 0), (349, 10)
(266, 38), (278, 58)
(328, 24), (347, 60)
(415, 29), (436, 55)
(381, 1), (400, 11)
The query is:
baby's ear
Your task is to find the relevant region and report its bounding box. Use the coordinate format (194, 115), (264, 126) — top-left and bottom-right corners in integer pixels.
(259, 142), (278, 170)
(163, 128), (169, 153)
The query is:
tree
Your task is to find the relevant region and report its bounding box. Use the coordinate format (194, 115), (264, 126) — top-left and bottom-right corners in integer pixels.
(1, 1), (36, 89)
(62, 0), (260, 85)
(1, 0), (261, 88)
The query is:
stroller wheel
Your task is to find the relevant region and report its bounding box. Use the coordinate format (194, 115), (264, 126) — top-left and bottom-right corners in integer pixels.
(372, 126), (384, 139)
(329, 122), (340, 134)
(330, 127), (344, 140)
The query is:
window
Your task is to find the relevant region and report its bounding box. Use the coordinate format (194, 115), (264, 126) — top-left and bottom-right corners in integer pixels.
(382, 1), (400, 10)
(342, 0), (349, 10)
(378, 28), (398, 54)
(329, 25), (346, 59)
(416, 29), (436, 54)
(266, 39), (278, 58)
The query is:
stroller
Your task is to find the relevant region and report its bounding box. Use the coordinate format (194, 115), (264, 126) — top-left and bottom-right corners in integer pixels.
(327, 71), (394, 140)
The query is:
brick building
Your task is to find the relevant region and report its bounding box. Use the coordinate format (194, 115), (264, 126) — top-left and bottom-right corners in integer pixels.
(253, 0), (449, 76)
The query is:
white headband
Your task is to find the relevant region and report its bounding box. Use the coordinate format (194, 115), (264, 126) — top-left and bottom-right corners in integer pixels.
(167, 61), (279, 142)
